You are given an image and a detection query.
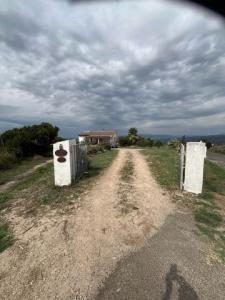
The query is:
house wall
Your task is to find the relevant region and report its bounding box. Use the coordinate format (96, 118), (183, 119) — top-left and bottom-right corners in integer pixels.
(79, 133), (118, 146)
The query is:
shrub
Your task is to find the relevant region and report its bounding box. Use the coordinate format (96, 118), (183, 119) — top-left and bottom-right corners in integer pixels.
(0, 152), (17, 170)
(119, 136), (131, 147)
(137, 137), (154, 147)
(102, 143), (111, 151)
(168, 138), (180, 149)
(87, 145), (105, 155)
(154, 140), (163, 148)
(1, 122), (59, 159)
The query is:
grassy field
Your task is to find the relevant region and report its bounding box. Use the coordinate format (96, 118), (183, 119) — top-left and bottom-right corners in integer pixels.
(142, 146), (225, 263)
(0, 150), (118, 253)
(211, 145), (225, 155)
(0, 155), (49, 185)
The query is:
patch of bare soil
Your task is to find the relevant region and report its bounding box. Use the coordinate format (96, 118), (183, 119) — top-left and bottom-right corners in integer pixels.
(0, 149), (173, 300)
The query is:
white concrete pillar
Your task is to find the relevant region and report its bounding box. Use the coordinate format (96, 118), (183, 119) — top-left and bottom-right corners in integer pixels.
(53, 140), (72, 186)
(183, 142), (207, 194)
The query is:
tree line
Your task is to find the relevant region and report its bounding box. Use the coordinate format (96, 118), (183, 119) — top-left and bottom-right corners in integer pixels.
(119, 128), (163, 147)
(0, 123), (59, 170)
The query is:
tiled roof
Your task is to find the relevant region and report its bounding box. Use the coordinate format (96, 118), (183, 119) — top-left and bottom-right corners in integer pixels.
(79, 130), (116, 137)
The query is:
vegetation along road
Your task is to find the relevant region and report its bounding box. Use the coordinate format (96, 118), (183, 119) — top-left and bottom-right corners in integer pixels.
(1, 148), (225, 299)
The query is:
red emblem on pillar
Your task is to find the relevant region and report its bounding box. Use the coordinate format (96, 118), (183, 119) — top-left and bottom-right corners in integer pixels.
(55, 144), (67, 163)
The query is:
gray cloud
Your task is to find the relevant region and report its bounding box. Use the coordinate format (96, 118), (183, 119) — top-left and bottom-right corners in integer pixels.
(0, 0), (225, 137)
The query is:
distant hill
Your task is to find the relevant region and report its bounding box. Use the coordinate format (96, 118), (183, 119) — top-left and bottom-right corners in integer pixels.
(141, 134), (173, 142)
(185, 135), (225, 145)
(140, 134), (225, 144)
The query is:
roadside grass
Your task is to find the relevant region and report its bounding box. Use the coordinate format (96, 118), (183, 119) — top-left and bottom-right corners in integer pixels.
(118, 153), (136, 214)
(0, 222), (14, 253)
(211, 145), (225, 155)
(142, 146), (180, 192)
(142, 146), (225, 263)
(87, 150), (118, 177)
(120, 153), (135, 183)
(0, 150), (118, 212)
(0, 150), (118, 252)
(0, 155), (49, 185)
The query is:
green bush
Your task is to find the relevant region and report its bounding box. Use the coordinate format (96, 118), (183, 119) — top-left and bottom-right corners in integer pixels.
(0, 152), (17, 170)
(168, 138), (180, 149)
(119, 136), (131, 147)
(154, 140), (163, 148)
(87, 145), (105, 155)
(137, 137), (154, 147)
(1, 122), (59, 159)
(102, 143), (111, 151)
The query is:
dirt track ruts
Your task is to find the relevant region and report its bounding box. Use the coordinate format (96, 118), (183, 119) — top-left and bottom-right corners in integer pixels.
(0, 149), (173, 300)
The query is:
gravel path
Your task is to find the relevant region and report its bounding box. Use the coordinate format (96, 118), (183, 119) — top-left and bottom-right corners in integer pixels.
(0, 149), (173, 300)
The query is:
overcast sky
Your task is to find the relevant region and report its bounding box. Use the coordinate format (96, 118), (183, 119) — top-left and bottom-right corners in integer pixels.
(0, 0), (225, 137)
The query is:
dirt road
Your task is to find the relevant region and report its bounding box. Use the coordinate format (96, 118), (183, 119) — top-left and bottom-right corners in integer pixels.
(0, 149), (173, 300)
(207, 151), (225, 169)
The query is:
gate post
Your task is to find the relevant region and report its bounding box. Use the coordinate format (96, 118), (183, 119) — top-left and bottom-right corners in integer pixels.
(183, 142), (207, 194)
(180, 143), (185, 190)
(53, 140), (72, 186)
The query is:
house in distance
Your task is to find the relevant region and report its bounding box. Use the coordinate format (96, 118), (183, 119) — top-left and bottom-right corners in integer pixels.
(78, 130), (118, 147)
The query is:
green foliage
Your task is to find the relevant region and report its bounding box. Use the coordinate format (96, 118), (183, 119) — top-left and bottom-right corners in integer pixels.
(101, 143), (111, 151)
(128, 128), (138, 136)
(168, 138), (180, 149)
(87, 144), (105, 155)
(0, 223), (14, 253)
(154, 140), (163, 148)
(0, 152), (17, 170)
(87, 150), (118, 177)
(120, 154), (134, 182)
(128, 127), (138, 145)
(195, 207), (223, 228)
(0, 193), (13, 211)
(119, 136), (131, 147)
(0, 156), (48, 185)
(143, 146), (180, 191)
(136, 137), (154, 147)
(0, 123), (58, 169)
(201, 139), (212, 149)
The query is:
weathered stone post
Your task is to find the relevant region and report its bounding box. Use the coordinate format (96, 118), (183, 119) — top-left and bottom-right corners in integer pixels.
(183, 142), (207, 194)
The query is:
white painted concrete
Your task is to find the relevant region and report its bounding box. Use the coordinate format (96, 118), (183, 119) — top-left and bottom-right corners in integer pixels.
(183, 142), (207, 194)
(53, 139), (87, 186)
(53, 140), (73, 186)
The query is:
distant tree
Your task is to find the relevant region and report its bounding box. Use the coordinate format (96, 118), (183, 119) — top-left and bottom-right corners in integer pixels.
(119, 136), (131, 147)
(137, 137), (154, 147)
(128, 128), (138, 136)
(201, 139), (212, 149)
(155, 140), (163, 148)
(128, 127), (138, 145)
(1, 122), (59, 158)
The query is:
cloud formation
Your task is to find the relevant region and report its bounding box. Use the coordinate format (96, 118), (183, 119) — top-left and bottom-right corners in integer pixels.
(0, 0), (225, 136)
